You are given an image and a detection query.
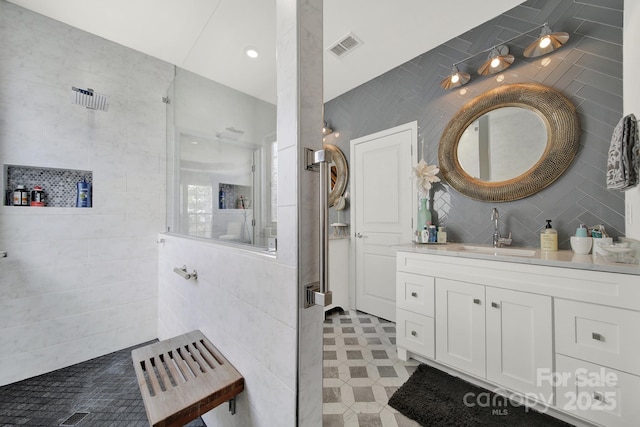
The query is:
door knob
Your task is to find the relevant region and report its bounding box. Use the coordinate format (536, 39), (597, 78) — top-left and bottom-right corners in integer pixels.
(355, 232), (365, 238)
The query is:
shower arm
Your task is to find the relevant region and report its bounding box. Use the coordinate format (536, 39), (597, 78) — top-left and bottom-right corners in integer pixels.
(304, 148), (333, 308)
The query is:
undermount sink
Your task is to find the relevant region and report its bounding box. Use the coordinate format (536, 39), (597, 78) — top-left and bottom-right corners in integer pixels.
(461, 245), (536, 257)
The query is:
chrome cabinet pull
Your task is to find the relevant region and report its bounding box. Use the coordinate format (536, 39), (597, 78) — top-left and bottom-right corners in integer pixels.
(491, 302), (500, 308)
(411, 292), (418, 298)
(411, 330), (417, 337)
(473, 298), (481, 305)
(593, 392), (604, 402)
(592, 332), (603, 341)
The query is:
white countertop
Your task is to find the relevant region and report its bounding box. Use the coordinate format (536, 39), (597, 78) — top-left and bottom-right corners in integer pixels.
(394, 242), (640, 276)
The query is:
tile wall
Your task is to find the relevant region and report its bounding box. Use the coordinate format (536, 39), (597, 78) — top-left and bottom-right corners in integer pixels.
(0, 0), (173, 385)
(324, 0), (625, 249)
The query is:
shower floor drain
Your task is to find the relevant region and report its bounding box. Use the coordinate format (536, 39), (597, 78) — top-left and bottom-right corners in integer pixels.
(60, 412), (89, 426)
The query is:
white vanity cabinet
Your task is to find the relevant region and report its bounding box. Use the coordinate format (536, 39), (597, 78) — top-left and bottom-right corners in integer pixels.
(434, 279), (486, 377)
(396, 247), (640, 427)
(433, 278), (553, 397)
(554, 300), (640, 427)
(485, 287), (552, 398)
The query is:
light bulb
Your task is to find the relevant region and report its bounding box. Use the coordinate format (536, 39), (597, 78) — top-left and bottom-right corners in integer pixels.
(451, 74), (460, 84)
(539, 36), (551, 49)
(490, 57), (501, 68)
(245, 48), (259, 59)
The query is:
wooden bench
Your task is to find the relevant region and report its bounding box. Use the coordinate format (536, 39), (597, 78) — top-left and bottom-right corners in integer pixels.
(131, 330), (244, 427)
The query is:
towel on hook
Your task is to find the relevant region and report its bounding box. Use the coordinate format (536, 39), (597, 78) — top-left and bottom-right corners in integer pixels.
(607, 113), (639, 190)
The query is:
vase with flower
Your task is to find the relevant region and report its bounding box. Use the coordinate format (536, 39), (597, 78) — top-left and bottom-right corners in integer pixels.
(412, 159), (440, 239)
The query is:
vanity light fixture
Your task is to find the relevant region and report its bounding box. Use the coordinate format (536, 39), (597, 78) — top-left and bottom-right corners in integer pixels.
(523, 23), (569, 58)
(440, 65), (470, 90)
(322, 120), (333, 136)
(477, 45), (514, 76)
(440, 22), (569, 90)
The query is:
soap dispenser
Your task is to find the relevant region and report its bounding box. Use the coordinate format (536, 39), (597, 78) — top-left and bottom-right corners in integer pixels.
(540, 219), (558, 251)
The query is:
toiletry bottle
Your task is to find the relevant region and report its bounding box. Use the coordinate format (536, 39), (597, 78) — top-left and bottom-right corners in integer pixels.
(13, 185), (29, 206)
(30, 185), (45, 207)
(437, 227), (447, 243)
(540, 219), (558, 251)
(421, 226), (429, 243)
(76, 177), (92, 208)
(219, 188), (226, 209)
(575, 224), (588, 237)
(428, 225), (437, 242)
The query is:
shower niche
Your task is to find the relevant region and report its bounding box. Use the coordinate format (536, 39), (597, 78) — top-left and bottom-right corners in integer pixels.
(4, 164), (93, 208)
(218, 183), (251, 210)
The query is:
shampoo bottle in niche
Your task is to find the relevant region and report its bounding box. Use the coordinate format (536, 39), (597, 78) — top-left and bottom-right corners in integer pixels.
(76, 177), (92, 208)
(540, 219), (558, 251)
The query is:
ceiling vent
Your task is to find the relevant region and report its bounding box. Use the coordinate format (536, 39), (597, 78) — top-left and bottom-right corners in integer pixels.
(328, 32), (363, 58)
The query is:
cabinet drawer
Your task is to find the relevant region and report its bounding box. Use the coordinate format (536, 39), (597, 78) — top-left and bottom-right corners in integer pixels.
(396, 309), (434, 359)
(555, 354), (640, 427)
(396, 272), (434, 316)
(555, 299), (640, 375)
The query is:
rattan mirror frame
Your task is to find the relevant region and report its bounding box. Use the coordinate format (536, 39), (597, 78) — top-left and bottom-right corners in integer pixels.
(324, 143), (348, 207)
(438, 83), (580, 202)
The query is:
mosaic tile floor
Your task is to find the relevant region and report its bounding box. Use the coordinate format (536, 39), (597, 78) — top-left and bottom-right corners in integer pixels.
(0, 341), (205, 427)
(0, 311), (419, 427)
(323, 309), (421, 427)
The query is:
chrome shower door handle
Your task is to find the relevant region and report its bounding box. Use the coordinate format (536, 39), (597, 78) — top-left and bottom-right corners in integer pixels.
(305, 148), (333, 308)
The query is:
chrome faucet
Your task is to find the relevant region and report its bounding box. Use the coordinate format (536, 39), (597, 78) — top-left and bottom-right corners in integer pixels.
(491, 208), (512, 248)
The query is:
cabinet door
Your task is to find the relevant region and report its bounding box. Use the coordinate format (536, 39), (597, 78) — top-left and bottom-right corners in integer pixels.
(396, 272), (434, 316)
(397, 309), (435, 359)
(556, 354), (640, 427)
(486, 287), (553, 400)
(435, 278), (485, 377)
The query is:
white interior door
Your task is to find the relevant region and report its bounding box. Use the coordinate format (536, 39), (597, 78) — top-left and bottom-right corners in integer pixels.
(350, 122), (416, 321)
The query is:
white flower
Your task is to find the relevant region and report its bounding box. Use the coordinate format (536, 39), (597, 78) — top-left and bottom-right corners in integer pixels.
(412, 159), (440, 196)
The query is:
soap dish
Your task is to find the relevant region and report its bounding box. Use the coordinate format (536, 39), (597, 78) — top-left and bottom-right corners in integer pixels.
(599, 243), (637, 263)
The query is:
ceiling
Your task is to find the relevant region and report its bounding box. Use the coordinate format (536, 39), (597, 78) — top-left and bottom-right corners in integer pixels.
(7, 0), (524, 104)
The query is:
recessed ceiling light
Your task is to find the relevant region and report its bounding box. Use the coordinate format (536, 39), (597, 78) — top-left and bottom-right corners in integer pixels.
(191, 141), (199, 145)
(245, 47), (259, 59)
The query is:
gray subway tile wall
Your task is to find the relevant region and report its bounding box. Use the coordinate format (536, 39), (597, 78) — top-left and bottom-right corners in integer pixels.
(324, 0), (625, 249)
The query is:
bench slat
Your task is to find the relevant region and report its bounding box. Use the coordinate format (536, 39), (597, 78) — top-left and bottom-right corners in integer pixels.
(132, 330), (244, 427)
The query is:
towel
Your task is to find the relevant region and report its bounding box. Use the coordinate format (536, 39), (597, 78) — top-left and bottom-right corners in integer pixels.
(607, 113), (639, 190)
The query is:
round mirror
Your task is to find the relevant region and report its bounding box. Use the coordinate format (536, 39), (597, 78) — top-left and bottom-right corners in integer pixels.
(457, 107), (548, 182)
(439, 83), (580, 202)
(323, 144), (348, 207)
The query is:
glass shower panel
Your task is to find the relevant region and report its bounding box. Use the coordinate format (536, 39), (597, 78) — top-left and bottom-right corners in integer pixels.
(166, 68), (277, 249)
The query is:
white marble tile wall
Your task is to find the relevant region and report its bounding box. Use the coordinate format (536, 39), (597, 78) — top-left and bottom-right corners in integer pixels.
(0, 1), (173, 385)
(158, 234), (298, 427)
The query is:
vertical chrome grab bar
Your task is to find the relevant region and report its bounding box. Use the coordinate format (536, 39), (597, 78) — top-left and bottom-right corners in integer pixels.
(317, 149), (331, 301)
(305, 148), (333, 307)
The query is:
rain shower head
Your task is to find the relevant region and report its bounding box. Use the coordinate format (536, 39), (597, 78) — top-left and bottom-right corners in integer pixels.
(225, 126), (244, 135)
(216, 127), (246, 141)
(71, 86), (109, 111)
